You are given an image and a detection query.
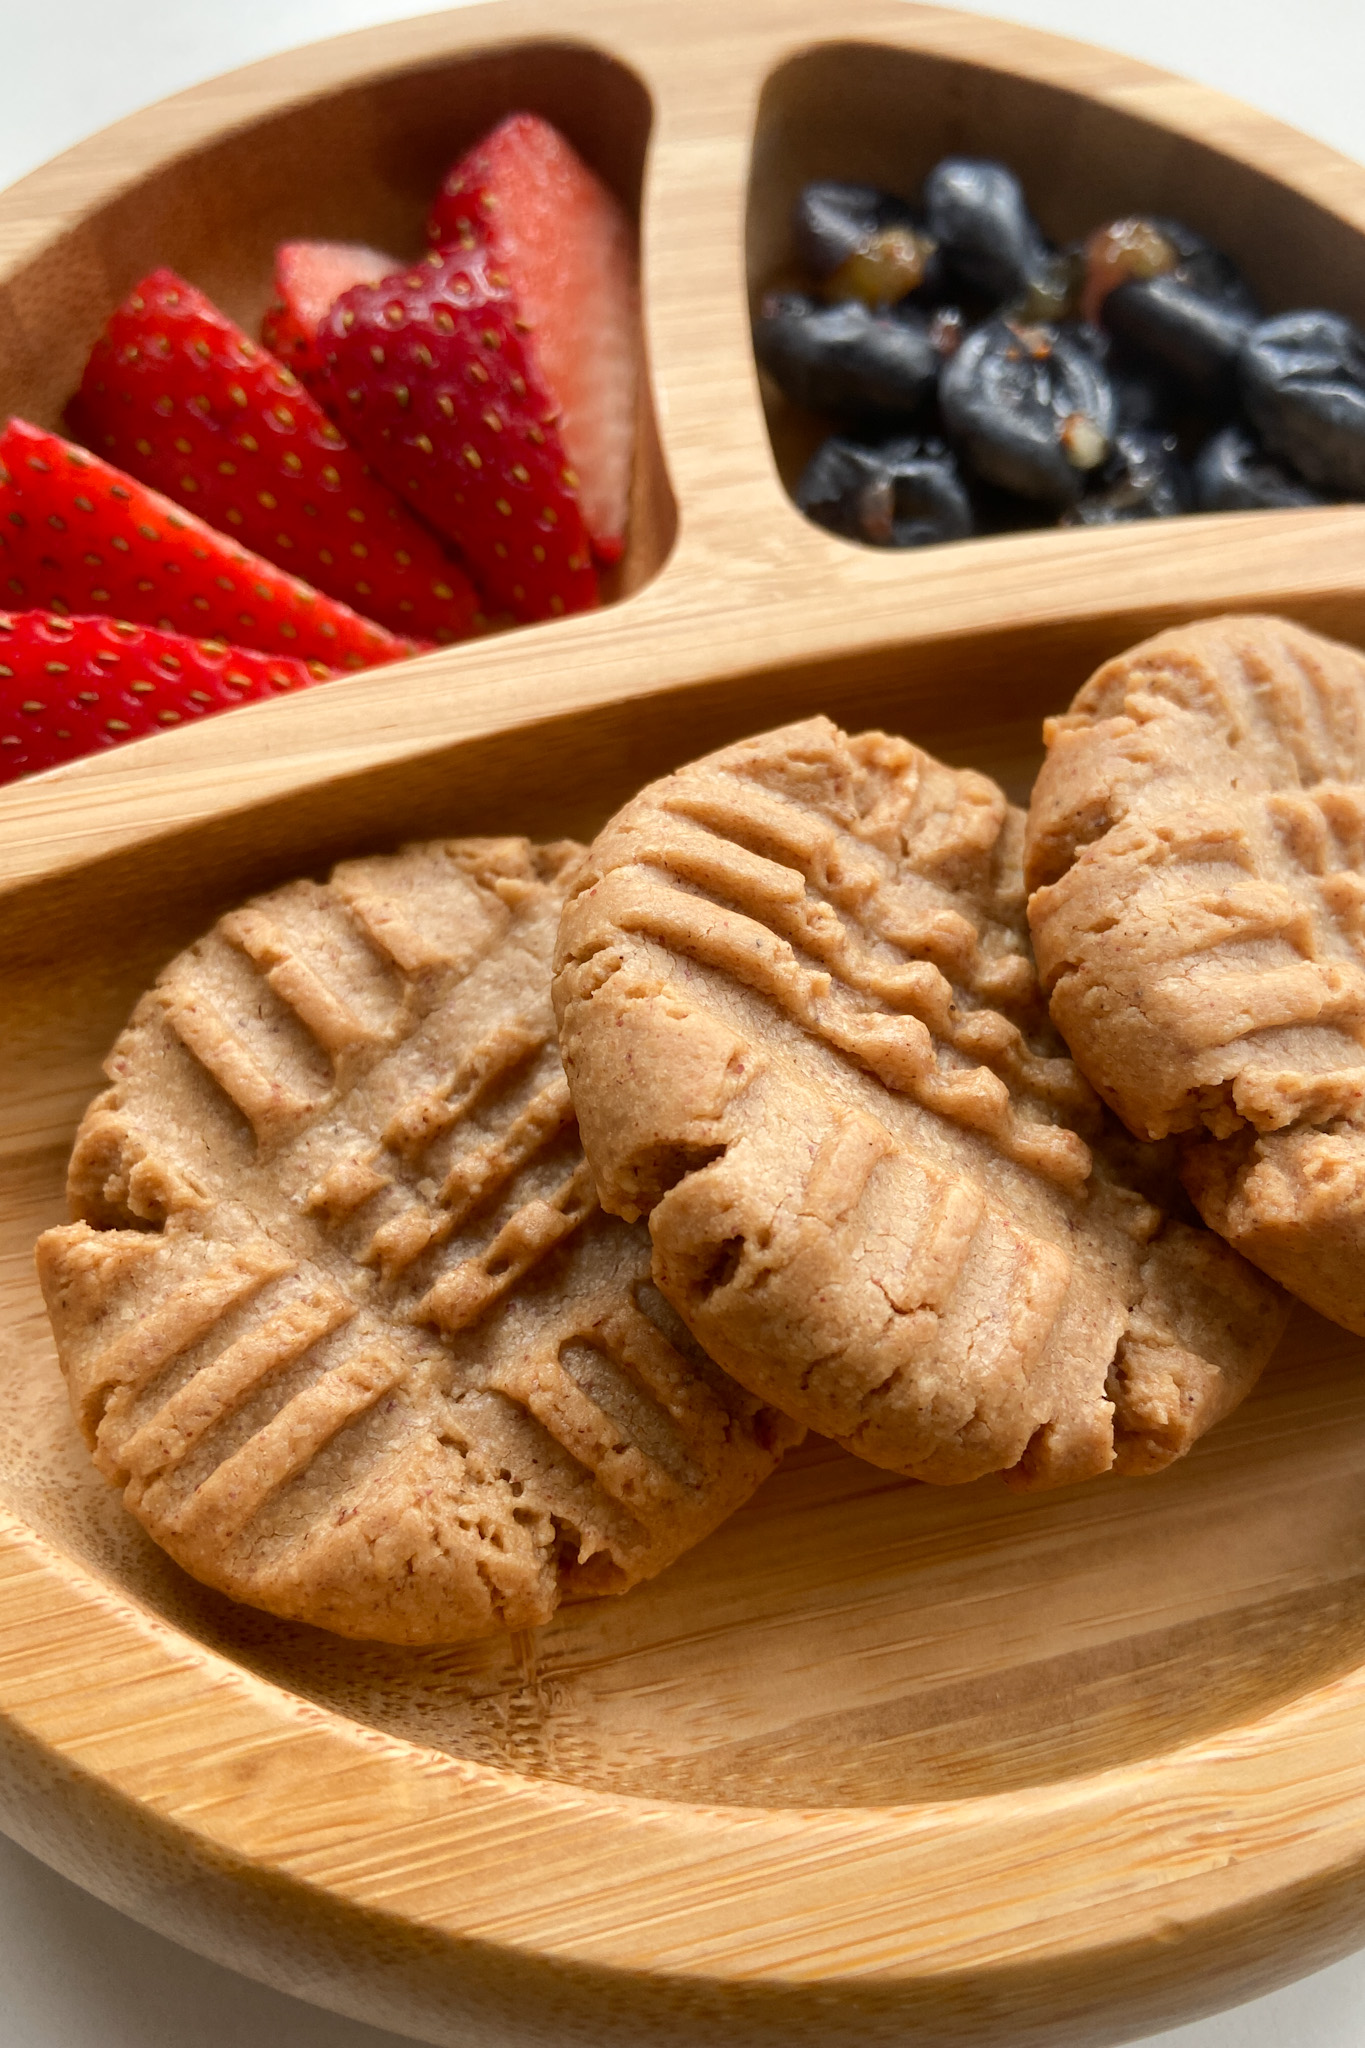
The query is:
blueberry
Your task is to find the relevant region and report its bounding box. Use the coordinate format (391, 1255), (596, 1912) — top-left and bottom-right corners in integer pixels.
(1069, 322), (1174, 430)
(796, 181), (916, 274)
(1110, 355), (1181, 434)
(794, 181), (938, 306)
(1157, 220), (1258, 313)
(796, 435), (974, 547)
(939, 317), (1116, 508)
(1239, 310), (1365, 495)
(1082, 216), (1256, 327)
(1103, 275), (1255, 405)
(1194, 422), (1325, 511)
(923, 158), (1060, 310)
(1063, 427), (1191, 524)
(753, 292), (938, 419)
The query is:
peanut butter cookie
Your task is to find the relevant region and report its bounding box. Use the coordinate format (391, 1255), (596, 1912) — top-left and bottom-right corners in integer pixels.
(1027, 614), (1365, 1333)
(37, 839), (797, 1642)
(553, 717), (1288, 1487)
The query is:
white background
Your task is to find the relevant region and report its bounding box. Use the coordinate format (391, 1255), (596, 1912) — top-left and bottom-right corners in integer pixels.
(3, 2), (1365, 2044)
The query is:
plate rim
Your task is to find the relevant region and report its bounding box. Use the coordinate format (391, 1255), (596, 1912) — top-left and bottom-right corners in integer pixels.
(4, 0), (1365, 2027)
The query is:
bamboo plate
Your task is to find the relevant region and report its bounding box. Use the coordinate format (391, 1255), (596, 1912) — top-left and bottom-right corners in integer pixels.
(3, 2), (1365, 2043)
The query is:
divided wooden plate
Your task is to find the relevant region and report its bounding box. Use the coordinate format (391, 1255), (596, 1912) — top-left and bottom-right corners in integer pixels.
(4, 2), (1365, 2042)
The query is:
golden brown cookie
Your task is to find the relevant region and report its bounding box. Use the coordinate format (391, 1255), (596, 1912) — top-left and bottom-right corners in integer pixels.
(553, 717), (1288, 1488)
(37, 839), (797, 1643)
(1026, 615), (1365, 1333)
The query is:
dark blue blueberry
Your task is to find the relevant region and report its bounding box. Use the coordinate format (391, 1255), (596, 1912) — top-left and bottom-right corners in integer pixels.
(1103, 275), (1255, 405)
(753, 292), (938, 419)
(796, 182), (916, 272)
(796, 435), (974, 547)
(1084, 216), (1257, 323)
(923, 158), (1063, 312)
(794, 179), (933, 296)
(1064, 427), (1192, 524)
(939, 317), (1116, 508)
(1109, 355), (1181, 434)
(1069, 323), (1176, 430)
(1149, 219), (1258, 313)
(1239, 311), (1365, 495)
(1194, 422), (1325, 511)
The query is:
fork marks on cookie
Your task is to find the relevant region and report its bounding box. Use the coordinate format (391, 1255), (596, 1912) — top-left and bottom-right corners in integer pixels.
(38, 837), (798, 1642)
(555, 715), (1289, 1488)
(590, 745), (1093, 1190)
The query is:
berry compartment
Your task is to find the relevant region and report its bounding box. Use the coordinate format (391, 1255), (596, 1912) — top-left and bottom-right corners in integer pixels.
(748, 36), (1365, 536)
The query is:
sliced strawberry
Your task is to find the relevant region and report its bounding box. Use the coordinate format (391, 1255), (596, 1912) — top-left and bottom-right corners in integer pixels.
(0, 420), (418, 669)
(430, 113), (638, 565)
(318, 251), (598, 622)
(0, 610), (331, 785)
(263, 240), (401, 385)
(72, 268), (482, 644)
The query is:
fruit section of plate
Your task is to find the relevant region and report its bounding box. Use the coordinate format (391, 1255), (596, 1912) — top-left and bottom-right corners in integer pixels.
(756, 157), (1365, 547)
(0, 111), (637, 783)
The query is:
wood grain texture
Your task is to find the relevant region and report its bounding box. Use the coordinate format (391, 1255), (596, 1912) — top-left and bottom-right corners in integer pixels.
(3, 2), (1365, 2043)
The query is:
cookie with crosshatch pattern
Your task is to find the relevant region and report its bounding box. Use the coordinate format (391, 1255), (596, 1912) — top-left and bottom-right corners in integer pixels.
(553, 716), (1288, 1487)
(36, 838), (798, 1643)
(1026, 613), (1365, 1336)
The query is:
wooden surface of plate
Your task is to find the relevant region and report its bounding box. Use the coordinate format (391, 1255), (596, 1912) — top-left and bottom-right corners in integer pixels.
(3, 2), (1365, 2043)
